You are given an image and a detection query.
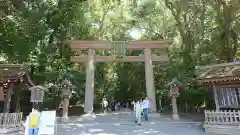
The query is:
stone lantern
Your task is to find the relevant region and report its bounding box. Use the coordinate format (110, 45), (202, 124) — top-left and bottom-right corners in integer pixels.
(60, 79), (73, 120)
(168, 78), (182, 120)
(29, 85), (45, 109)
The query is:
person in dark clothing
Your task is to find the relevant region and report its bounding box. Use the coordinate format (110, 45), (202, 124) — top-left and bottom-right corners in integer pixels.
(111, 101), (115, 111)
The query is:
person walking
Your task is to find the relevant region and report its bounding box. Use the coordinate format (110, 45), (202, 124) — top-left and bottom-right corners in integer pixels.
(126, 101), (129, 108)
(131, 100), (135, 111)
(143, 97), (150, 121)
(25, 108), (41, 135)
(135, 100), (142, 125)
(140, 99), (144, 116)
(102, 98), (108, 113)
(117, 101), (121, 111)
(111, 101), (115, 111)
(115, 101), (118, 111)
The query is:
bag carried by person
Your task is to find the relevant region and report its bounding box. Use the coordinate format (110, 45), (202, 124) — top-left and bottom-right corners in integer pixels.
(29, 113), (40, 128)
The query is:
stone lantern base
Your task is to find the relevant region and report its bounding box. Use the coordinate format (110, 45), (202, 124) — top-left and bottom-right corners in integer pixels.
(80, 113), (96, 121)
(172, 114), (180, 120)
(61, 116), (69, 122)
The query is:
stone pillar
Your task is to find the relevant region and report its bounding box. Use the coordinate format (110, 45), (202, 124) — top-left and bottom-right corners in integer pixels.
(62, 98), (69, 120)
(212, 83), (220, 111)
(172, 95), (179, 120)
(84, 49), (95, 113)
(144, 48), (156, 112)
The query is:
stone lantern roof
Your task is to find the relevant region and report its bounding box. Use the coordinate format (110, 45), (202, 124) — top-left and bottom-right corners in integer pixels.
(168, 78), (183, 88)
(61, 79), (73, 88)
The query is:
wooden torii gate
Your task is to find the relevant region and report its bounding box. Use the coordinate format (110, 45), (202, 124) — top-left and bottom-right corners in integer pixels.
(68, 40), (173, 113)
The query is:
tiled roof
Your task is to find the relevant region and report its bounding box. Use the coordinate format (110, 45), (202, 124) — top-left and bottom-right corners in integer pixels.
(197, 62), (240, 84)
(0, 64), (29, 84)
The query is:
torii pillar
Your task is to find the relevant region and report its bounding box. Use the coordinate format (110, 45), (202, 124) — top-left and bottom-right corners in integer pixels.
(84, 49), (95, 113)
(144, 48), (157, 112)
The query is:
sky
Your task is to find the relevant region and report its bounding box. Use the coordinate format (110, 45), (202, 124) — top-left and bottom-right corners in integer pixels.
(128, 28), (144, 40)
(91, 22), (143, 40)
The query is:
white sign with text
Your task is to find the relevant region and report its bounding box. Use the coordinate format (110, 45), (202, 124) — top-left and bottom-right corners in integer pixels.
(38, 111), (56, 135)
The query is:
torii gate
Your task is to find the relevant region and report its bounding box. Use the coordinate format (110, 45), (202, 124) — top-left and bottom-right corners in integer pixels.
(68, 40), (173, 113)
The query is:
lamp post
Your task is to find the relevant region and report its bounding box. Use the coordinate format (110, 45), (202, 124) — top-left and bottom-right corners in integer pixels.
(29, 85), (45, 110)
(168, 78), (182, 120)
(60, 79), (72, 121)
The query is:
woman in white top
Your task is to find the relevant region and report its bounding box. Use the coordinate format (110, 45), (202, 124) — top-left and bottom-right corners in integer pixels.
(102, 98), (108, 113)
(135, 100), (142, 125)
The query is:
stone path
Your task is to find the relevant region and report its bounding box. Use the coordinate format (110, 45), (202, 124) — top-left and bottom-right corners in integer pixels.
(57, 110), (220, 135)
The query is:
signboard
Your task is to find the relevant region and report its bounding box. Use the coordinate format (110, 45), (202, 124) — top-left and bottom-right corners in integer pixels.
(38, 111), (56, 135)
(31, 89), (44, 102)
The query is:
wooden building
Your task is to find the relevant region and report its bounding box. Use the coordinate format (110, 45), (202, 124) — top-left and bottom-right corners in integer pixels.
(0, 64), (34, 113)
(198, 62), (240, 110)
(0, 64), (36, 134)
(198, 62), (240, 135)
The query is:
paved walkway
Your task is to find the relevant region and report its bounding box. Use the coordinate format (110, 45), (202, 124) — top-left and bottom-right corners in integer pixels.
(57, 110), (220, 135)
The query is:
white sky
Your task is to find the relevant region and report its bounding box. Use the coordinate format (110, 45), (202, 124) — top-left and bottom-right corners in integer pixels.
(128, 29), (144, 40)
(91, 23), (144, 40)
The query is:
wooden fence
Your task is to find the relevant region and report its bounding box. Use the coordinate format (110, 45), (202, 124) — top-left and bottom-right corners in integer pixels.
(0, 113), (23, 127)
(204, 110), (240, 125)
